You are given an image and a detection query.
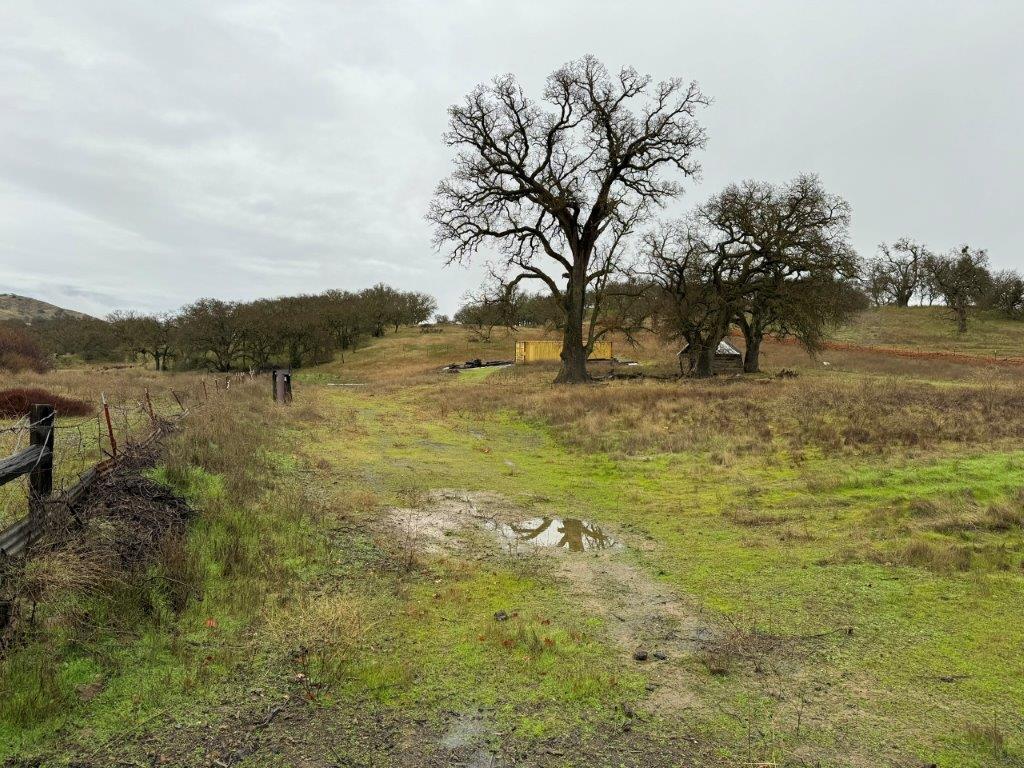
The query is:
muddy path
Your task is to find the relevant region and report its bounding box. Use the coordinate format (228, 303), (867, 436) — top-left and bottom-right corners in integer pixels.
(20, 486), (855, 768)
(385, 489), (884, 768)
(390, 491), (736, 719)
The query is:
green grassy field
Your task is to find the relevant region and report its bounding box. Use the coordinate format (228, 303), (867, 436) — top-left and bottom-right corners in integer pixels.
(2, 310), (1024, 766)
(833, 306), (1024, 357)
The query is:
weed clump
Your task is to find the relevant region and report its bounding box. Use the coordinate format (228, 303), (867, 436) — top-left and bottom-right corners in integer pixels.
(965, 718), (1009, 758)
(275, 593), (368, 694)
(897, 538), (973, 573)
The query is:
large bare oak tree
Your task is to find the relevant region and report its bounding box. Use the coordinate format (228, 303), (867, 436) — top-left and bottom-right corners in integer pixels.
(428, 56), (709, 383)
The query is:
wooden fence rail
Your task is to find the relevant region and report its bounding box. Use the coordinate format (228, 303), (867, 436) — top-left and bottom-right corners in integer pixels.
(0, 403), (162, 558)
(0, 404), (53, 496)
(0, 444), (49, 488)
(0, 404), (55, 557)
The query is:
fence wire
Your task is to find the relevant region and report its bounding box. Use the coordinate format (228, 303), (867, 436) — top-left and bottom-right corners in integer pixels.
(0, 377), (241, 529)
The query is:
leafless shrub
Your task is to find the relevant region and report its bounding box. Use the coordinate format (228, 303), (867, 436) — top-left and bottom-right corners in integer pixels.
(0, 326), (50, 373)
(390, 509), (424, 573)
(697, 616), (788, 677)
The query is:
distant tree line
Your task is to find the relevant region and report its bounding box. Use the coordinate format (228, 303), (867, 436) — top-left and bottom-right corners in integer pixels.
(453, 290), (563, 342)
(862, 241), (1021, 331)
(15, 284), (436, 372)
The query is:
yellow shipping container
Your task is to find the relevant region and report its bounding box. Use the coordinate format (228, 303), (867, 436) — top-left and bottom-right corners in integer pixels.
(514, 340), (613, 364)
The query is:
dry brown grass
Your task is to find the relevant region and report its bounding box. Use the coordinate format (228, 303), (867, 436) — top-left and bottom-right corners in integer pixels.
(8, 365), (205, 410)
(965, 717), (1010, 758)
(724, 508), (805, 527)
(271, 592), (368, 690)
(842, 489), (1024, 573)
(161, 377), (272, 497)
(452, 371), (1024, 455)
(905, 494), (1024, 535)
(325, 326), (1024, 456)
(896, 538), (975, 572)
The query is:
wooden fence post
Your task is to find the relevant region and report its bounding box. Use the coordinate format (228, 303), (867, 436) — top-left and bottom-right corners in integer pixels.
(283, 370), (292, 404)
(144, 388), (157, 424)
(271, 369), (278, 402)
(100, 393), (117, 457)
(28, 404), (54, 502)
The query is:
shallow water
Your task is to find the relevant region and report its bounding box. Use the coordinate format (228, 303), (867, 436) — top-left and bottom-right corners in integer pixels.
(486, 517), (618, 552)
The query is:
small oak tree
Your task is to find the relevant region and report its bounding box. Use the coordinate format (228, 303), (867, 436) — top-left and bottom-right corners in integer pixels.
(649, 175), (856, 376)
(925, 246), (990, 332)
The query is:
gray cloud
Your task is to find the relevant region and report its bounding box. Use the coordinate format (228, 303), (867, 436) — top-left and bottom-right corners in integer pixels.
(1, 0), (1021, 316)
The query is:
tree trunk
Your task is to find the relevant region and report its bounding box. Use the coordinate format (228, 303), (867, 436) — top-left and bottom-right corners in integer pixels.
(554, 325), (590, 383)
(956, 305), (968, 333)
(693, 345), (715, 378)
(554, 286), (590, 384)
(743, 337), (761, 374)
(737, 319), (762, 373)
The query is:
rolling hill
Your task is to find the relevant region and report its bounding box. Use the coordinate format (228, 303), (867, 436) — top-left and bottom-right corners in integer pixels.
(0, 293), (95, 324)
(833, 305), (1024, 358)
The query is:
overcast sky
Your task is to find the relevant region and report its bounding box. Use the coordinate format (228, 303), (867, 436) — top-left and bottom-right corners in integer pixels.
(1, 0), (1021, 317)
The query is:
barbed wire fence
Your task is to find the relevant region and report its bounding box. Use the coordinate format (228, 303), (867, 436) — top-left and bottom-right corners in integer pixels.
(0, 373), (260, 551)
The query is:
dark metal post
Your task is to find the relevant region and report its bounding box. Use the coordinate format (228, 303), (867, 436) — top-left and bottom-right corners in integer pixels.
(272, 369), (278, 402)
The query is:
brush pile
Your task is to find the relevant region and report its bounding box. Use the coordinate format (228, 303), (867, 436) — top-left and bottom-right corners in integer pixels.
(0, 442), (194, 648)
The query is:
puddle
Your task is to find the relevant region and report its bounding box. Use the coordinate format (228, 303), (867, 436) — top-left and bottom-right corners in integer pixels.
(440, 712), (500, 767)
(440, 712), (488, 749)
(486, 517), (619, 552)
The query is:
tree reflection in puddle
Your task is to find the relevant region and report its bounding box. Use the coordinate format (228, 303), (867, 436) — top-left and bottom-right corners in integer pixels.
(488, 517), (618, 552)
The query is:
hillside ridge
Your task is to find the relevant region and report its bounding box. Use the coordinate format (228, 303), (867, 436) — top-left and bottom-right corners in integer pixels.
(0, 293), (95, 323)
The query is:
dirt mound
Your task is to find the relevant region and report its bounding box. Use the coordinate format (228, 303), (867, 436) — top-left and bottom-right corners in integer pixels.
(0, 387), (94, 418)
